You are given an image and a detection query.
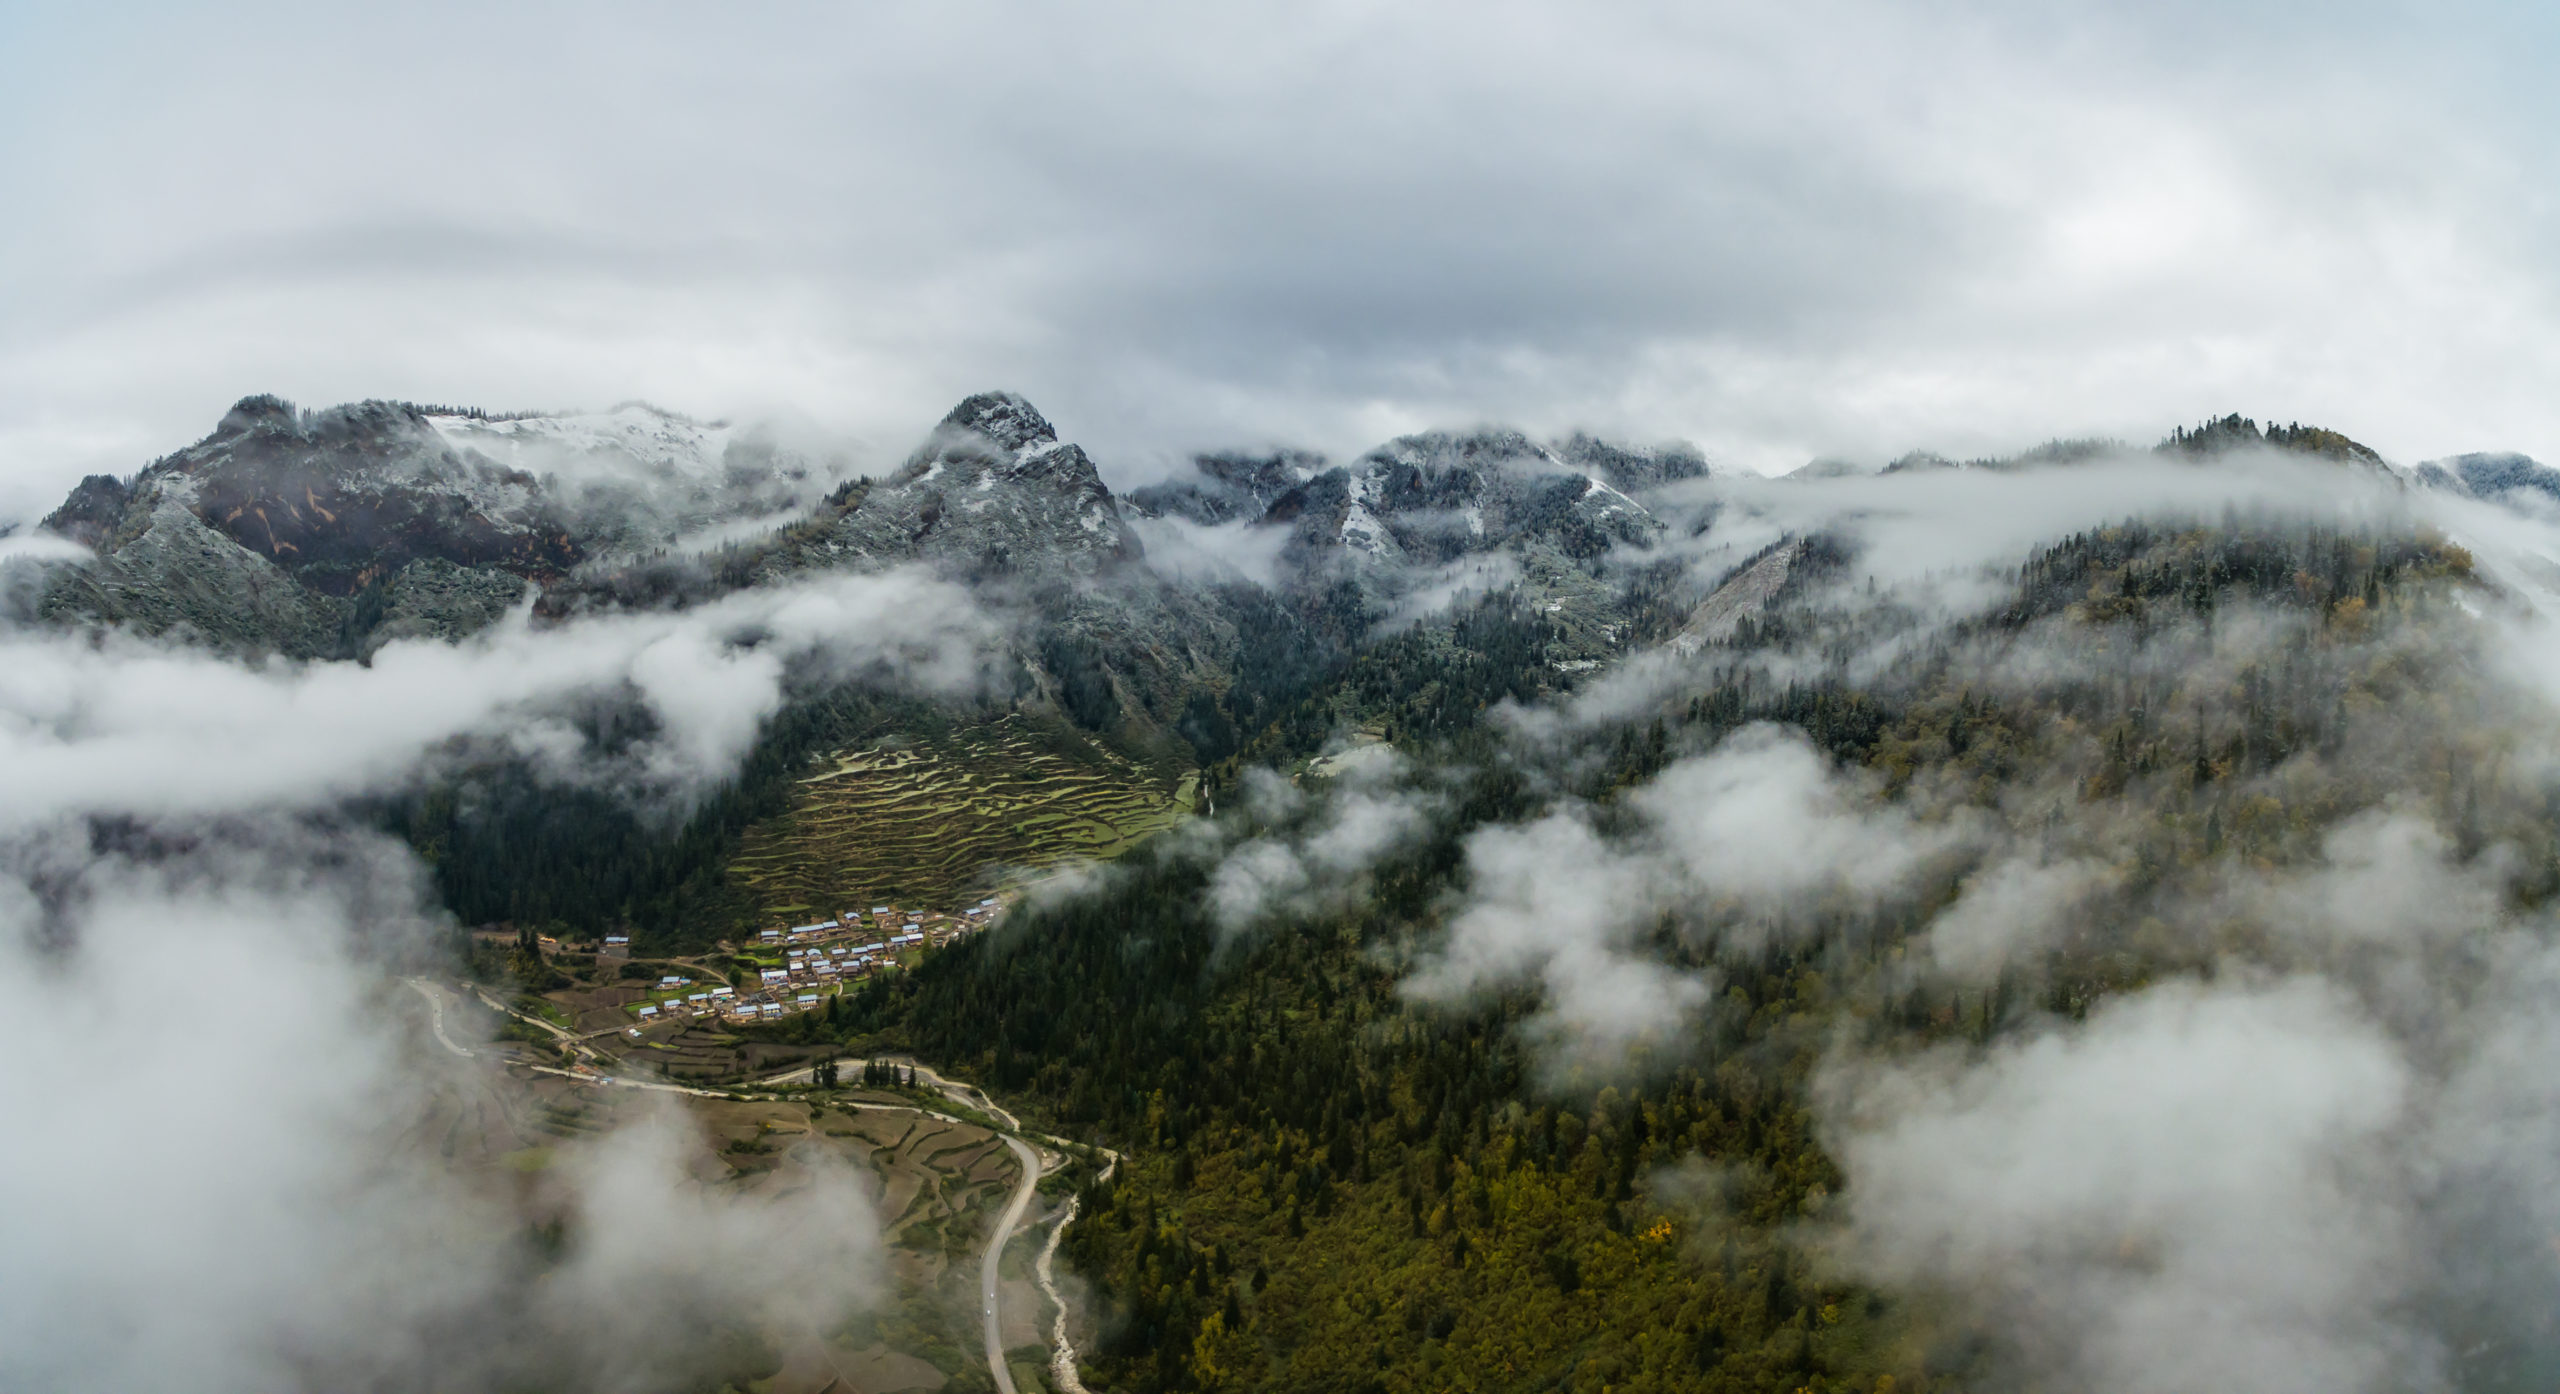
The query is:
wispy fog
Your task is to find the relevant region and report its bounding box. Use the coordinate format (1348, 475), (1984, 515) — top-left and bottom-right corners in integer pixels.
(0, 565), (997, 827)
(1209, 761), (1439, 936)
(1409, 724), (1964, 1079)
(1384, 449), (2560, 1388)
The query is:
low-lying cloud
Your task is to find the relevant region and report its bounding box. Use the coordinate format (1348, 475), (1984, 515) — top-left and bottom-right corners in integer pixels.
(1820, 977), (2423, 1394)
(1823, 890), (2560, 1394)
(1127, 514), (1295, 589)
(0, 564), (998, 831)
(0, 824), (885, 1393)
(1209, 760), (1438, 933)
(1408, 723), (1962, 1076)
(0, 552), (982, 1390)
(1420, 454), (2560, 1390)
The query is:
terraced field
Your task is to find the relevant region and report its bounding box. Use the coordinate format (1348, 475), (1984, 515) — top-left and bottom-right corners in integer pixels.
(729, 716), (1196, 920)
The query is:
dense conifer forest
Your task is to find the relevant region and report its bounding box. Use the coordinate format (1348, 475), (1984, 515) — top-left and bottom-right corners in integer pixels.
(409, 508), (2540, 1393)
(808, 518), (2520, 1393)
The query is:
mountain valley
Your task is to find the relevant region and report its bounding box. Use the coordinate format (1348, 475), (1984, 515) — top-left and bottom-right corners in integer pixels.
(15, 395), (2560, 1394)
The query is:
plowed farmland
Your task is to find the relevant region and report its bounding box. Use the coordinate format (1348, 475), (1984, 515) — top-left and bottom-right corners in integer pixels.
(728, 716), (1195, 921)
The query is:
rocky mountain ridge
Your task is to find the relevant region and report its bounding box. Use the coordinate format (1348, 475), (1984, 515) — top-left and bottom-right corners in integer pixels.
(26, 391), (2534, 754)
(24, 395), (839, 658)
(1134, 427), (1706, 579)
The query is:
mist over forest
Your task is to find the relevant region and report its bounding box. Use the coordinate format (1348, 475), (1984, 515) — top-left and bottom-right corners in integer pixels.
(12, 3), (2560, 1392)
(11, 391), (2560, 1394)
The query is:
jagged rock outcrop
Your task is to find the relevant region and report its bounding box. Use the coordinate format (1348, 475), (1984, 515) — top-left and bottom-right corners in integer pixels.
(1552, 433), (1709, 495)
(133, 396), (581, 593)
(25, 396), (573, 655)
(1260, 428), (1671, 586)
(24, 396), (827, 657)
(1127, 451), (1324, 525)
(801, 392), (1142, 582)
(40, 474), (133, 550)
(1135, 428), (1703, 586)
(15, 387), (1733, 734)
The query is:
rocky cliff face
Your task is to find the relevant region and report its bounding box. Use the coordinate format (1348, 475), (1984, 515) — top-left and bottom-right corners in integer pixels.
(23, 396), (837, 657)
(1152, 427), (1695, 586)
(1127, 450), (1324, 526)
(797, 392), (1142, 583)
(15, 388), (1721, 739)
(27, 396), (576, 655)
(36, 495), (356, 656)
(79, 396), (583, 595)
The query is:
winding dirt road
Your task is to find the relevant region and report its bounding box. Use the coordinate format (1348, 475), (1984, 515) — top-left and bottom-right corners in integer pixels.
(982, 1133), (1044, 1394)
(400, 988), (1094, 1390)
(404, 978), (477, 1058)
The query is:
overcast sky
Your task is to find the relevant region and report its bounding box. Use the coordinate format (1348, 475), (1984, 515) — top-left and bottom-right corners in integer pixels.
(5, 0), (2558, 517)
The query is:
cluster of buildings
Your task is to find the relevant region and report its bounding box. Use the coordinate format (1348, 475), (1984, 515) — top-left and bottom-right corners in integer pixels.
(751, 898), (1005, 962)
(623, 895), (1013, 1028)
(634, 984), (736, 1023)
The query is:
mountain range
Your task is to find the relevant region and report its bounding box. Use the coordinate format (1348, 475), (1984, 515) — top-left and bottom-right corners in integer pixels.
(19, 390), (2560, 1394)
(15, 391), (1745, 741)
(20, 396), (2546, 708)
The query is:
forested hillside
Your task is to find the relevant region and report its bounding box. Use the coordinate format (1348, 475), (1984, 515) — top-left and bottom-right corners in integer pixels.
(45, 385), (2539, 1393)
(823, 517), (2533, 1394)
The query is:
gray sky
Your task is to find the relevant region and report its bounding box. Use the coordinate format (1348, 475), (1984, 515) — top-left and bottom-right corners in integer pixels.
(6, 0), (2558, 517)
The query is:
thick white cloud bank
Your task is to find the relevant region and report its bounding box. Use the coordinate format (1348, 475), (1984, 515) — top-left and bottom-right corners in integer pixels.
(0, 828), (885, 1393)
(9, 1), (2560, 520)
(1821, 979), (2425, 1394)
(0, 564), (983, 1389)
(0, 565), (996, 830)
